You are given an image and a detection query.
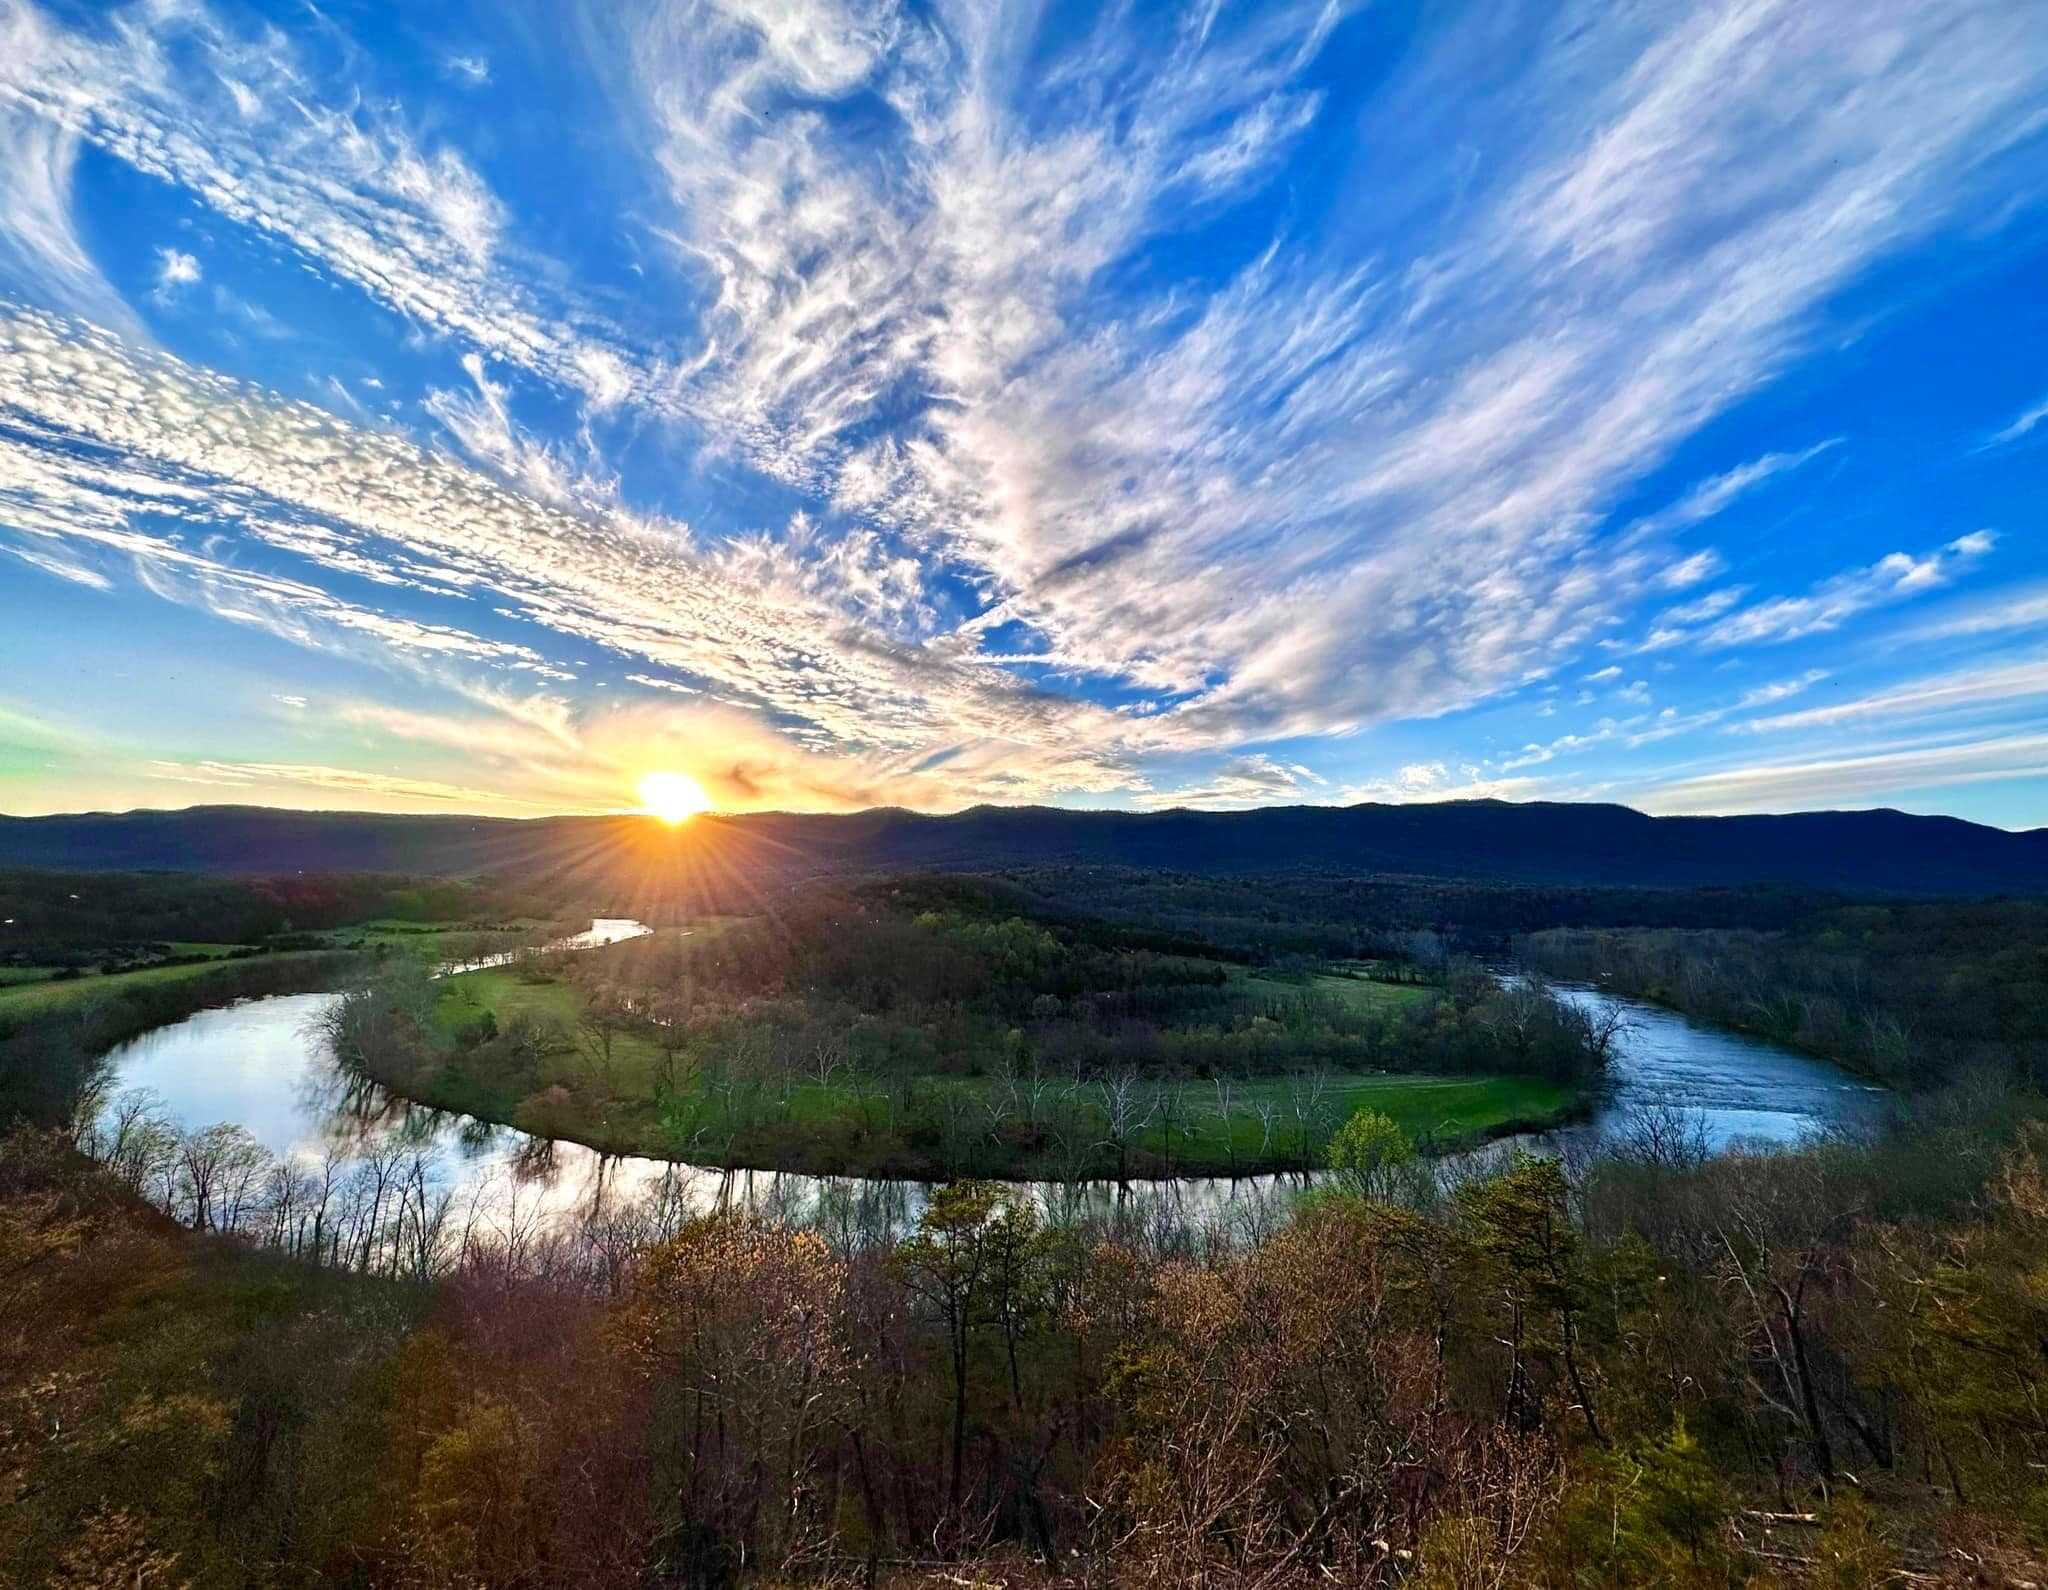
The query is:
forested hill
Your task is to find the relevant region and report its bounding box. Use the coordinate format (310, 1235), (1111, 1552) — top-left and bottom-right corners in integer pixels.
(1, 799), (2043, 895)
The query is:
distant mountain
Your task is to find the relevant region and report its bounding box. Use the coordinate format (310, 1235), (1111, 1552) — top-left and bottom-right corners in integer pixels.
(1, 800), (2044, 898)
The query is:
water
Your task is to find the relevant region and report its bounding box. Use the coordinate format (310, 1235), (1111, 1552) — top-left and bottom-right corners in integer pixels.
(1540, 978), (1884, 1151)
(91, 938), (1881, 1248)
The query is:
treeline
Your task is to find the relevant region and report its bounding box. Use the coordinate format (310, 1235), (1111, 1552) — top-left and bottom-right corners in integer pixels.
(0, 867), (534, 959)
(1519, 899), (2048, 1087)
(995, 867), (1839, 960)
(586, 882), (1618, 1087)
(0, 950), (369, 1129)
(4, 1078), (2045, 1586)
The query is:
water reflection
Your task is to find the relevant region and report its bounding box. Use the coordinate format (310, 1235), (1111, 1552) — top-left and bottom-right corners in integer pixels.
(93, 941), (1882, 1256)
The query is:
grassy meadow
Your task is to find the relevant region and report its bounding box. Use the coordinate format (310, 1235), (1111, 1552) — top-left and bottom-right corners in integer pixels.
(368, 924), (1581, 1178)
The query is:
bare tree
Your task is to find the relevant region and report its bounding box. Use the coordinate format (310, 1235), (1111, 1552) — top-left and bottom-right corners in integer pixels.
(1210, 1075), (1240, 1177)
(1096, 1070), (1156, 1185)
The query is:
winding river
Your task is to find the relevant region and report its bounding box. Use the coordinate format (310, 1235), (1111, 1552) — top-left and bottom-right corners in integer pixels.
(91, 924), (1885, 1243)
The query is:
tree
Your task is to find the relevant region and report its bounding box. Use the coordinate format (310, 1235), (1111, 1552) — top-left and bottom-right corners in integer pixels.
(1459, 1154), (1607, 1445)
(1096, 1071), (1155, 1184)
(894, 1180), (1021, 1514)
(1326, 1106), (1416, 1203)
(575, 988), (633, 1104)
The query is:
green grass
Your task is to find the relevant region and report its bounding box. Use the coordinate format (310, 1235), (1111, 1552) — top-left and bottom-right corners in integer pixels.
(1242, 970), (1439, 1012)
(315, 918), (547, 952)
(387, 950), (1576, 1180)
(0, 951), (334, 1018)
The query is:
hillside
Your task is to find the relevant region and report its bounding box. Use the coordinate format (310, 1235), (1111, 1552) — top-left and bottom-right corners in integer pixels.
(1, 799), (2043, 896)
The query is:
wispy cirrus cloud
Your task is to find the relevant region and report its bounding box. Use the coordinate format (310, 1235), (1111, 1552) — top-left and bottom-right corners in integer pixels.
(0, 0), (2044, 820)
(143, 757), (546, 808)
(1737, 657), (2048, 735)
(1985, 393), (2048, 450)
(1625, 440), (1841, 543)
(611, 0), (2048, 752)
(1636, 732), (2048, 816)
(0, 301), (1146, 798)
(1909, 581), (2048, 642)
(1695, 535), (1996, 650)
(0, 0), (648, 410)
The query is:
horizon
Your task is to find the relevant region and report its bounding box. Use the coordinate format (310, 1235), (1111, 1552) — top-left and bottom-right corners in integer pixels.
(4, 793), (2042, 838)
(2, 2), (2046, 828)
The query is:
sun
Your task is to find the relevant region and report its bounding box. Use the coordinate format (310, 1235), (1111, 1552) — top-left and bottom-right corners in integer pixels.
(637, 770), (712, 825)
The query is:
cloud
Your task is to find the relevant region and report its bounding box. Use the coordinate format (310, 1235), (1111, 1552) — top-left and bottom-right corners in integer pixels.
(1910, 581), (2048, 642)
(0, 304), (1145, 789)
(150, 246), (200, 305)
(0, 5), (141, 334)
(3, 540), (110, 589)
(1737, 670), (1828, 709)
(610, 0), (2048, 753)
(143, 758), (545, 808)
(1140, 754), (1326, 809)
(1697, 535), (1996, 649)
(624, 673), (700, 695)
(0, 1), (643, 409)
(1636, 732), (2048, 817)
(1738, 657), (2048, 735)
(1626, 440), (1841, 542)
(1656, 550), (1724, 589)
(444, 54), (491, 87)
(1, 0), (2045, 814)
(1655, 586), (1746, 627)
(1985, 392), (2048, 450)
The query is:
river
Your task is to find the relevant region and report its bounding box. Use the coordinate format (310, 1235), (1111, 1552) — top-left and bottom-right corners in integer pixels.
(90, 925), (1884, 1248)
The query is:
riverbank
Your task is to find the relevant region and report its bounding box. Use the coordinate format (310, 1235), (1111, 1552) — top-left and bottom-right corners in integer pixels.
(1, 949), (372, 1129)
(314, 961), (1583, 1180)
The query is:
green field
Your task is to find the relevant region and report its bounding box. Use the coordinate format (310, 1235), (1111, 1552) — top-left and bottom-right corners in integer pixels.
(316, 918), (549, 952)
(0, 951), (335, 1018)
(383, 950), (1573, 1178)
(1242, 970), (1439, 1012)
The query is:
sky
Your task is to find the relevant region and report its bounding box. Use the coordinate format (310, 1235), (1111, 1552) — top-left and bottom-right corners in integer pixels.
(0, 0), (2045, 827)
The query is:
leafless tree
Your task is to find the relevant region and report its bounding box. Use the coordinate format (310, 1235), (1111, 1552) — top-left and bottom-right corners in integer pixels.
(1097, 1070), (1156, 1184)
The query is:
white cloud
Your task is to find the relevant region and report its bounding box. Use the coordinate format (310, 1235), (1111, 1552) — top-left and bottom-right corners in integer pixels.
(144, 758), (548, 808)
(1656, 549), (1724, 589)
(1985, 392), (2048, 450)
(1140, 753), (1327, 809)
(3, 540), (110, 588)
(1737, 670), (1827, 709)
(151, 246), (200, 304)
(1626, 440), (1840, 542)
(1910, 581), (2048, 642)
(612, 0), (2048, 751)
(0, 303), (1146, 799)
(0, 0), (2043, 810)
(1699, 536), (1995, 649)
(0, 2), (642, 410)
(1636, 733), (2048, 817)
(1739, 658), (2048, 734)
(624, 673), (700, 695)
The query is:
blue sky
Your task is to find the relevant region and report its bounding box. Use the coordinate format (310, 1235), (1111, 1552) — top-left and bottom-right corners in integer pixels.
(0, 0), (2045, 826)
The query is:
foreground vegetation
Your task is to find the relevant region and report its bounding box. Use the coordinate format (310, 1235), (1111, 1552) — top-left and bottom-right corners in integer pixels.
(8, 864), (2048, 1583)
(329, 881), (1614, 1178)
(4, 1073), (2046, 1587)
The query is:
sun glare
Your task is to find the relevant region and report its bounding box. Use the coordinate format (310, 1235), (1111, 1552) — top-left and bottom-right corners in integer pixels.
(637, 770), (712, 825)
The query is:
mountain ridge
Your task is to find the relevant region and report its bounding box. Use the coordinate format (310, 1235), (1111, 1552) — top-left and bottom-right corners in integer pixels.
(1, 798), (2043, 896)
